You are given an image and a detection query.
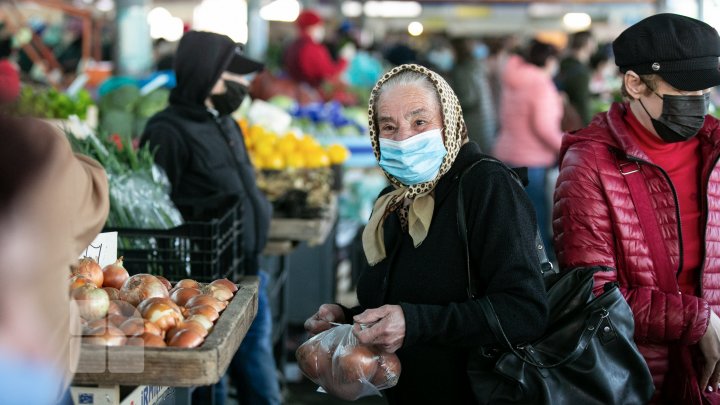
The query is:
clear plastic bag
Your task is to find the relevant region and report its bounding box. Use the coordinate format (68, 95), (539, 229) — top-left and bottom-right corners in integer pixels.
(295, 324), (401, 401)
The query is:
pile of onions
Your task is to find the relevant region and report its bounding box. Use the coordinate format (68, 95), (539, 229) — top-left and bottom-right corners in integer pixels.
(68, 259), (240, 349)
(296, 339), (402, 400)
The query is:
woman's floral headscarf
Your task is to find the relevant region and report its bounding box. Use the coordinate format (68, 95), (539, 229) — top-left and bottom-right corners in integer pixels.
(363, 64), (466, 265)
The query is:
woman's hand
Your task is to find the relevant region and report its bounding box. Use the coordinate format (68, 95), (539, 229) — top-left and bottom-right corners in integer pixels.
(352, 305), (405, 353)
(304, 304), (345, 336)
(699, 311), (720, 392)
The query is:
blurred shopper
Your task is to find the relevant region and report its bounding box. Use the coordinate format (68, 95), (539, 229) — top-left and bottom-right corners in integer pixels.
(284, 10), (353, 91)
(494, 39), (563, 263)
(0, 116), (109, 404)
(449, 37), (496, 153)
(0, 35), (19, 104)
(141, 31), (280, 405)
(305, 64), (548, 404)
(553, 14), (720, 403)
(556, 31), (596, 126)
(485, 35), (518, 128)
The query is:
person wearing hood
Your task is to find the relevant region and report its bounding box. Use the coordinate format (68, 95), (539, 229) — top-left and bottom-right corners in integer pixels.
(140, 31), (280, 405)
(303, 64), (548, 404)
(552, 14), (720, 403)
(493, 39), (563, 264)
(283, 9), (353, 89)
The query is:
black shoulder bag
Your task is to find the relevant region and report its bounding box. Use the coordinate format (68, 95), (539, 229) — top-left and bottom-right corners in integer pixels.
(458, 158), (654, 405)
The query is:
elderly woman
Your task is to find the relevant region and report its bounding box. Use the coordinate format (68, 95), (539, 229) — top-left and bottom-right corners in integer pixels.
(305, 64), (548, 403)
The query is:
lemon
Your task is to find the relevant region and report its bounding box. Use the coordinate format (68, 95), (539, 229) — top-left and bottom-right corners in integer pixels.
(306, 150), (331, 168)
(327, 144), (350, 164)
(254, 139), (275, 158)
(286, 153), (306, 169)
(264, 154), (285, 170)
(277, 135), (298, 155)
(249, 124), (265, 141)
(299, 134), (321, 152)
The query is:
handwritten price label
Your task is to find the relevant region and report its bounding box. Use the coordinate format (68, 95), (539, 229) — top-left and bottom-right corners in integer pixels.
(79, 232), (117, 267)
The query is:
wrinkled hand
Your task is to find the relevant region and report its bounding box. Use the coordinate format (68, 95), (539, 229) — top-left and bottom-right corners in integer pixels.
(699, 311), (720, 392)
(304, 304), (345, 336)
(352, 305), (405, 353)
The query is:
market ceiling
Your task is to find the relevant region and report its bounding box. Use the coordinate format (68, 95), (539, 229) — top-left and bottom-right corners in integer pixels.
(408, 0), (652, 3)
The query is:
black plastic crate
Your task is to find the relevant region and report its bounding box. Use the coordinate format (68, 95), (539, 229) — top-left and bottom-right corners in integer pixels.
(106, 201), (243, 283)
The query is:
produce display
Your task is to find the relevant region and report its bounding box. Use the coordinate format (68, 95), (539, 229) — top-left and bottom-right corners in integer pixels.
(98, 85), (169, 141)
(70, 257), (238, 349)
(296, 324), (401, 401)
(240, 119), (350, 218)
(14, 86), (95, 120)
(66, 129), (183, 230)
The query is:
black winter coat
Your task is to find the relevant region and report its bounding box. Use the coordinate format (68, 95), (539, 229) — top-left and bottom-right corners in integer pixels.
(140, 33), (271, 274)
(344, 142), (548, 404)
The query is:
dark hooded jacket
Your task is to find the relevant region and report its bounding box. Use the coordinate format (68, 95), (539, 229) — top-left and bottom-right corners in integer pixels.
(140, 32), (271, 275)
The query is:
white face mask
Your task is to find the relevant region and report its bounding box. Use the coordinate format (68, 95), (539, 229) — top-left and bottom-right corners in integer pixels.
(309, 26), (326, 43)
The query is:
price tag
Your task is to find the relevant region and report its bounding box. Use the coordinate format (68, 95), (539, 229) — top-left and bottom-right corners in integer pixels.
(79, 232), (117, 267)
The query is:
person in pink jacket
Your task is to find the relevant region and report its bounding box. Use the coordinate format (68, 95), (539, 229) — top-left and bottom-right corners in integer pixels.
(494, 40), (563, 262)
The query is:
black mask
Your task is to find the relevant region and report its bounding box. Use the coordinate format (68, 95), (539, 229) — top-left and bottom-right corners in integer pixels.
(210, 80), (248, 116)
(639, 93), (709, 143)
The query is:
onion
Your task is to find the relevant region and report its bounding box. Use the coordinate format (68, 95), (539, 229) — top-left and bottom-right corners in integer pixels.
(171, 288), (202, 307)
(296, 339), (323, 381)
(188, 305), (219, 322)
(102, 287), (121, 301)
(337, 345), (379, 383)
(370, 353), (401, 388)
(86, 318), (109, 331)
(166, 321), (209, 342)
(186, 314), (214, 331)
(167, 329), (204, 348)
(141, 302), (181, 331)
(83, 326), (127, 346)
(126, 332), (166, 347)
(120, 274), (168, 306)
(72, 257), (103, 288)
(185, 295), (226, 312)
(201, 284), (233, 302)
(119, 318), (145, 337)
(210, 278), (238, 293)
(69, 275), (93, 292)
(107, 300), (140, 318)
(156, 276), (172, 292)
(101, 257), (129, 289)
(107, 314), (128, 327)
(72, 285), (110, 321)
(138, 297), (183, 319)
(175, 279), (200, 290)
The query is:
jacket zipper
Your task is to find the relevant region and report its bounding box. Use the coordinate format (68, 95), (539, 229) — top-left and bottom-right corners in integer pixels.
(626, 156), (684, 282)
(696, 153), (720, 297)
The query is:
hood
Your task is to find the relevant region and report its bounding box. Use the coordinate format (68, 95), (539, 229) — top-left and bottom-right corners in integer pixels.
(170, 31), (236, 107)
(502, 54), (549, 90)
(559, 102), (720, 164)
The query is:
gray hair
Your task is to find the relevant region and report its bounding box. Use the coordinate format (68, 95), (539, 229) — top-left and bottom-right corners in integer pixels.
(373, 70), (441, 118)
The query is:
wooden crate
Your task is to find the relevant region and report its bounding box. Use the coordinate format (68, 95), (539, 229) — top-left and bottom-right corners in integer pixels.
(72, 277), (258, 387)
(269, 194), (338, 246)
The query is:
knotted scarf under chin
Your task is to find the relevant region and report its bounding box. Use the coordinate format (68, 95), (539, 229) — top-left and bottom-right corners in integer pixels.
(362, 187), (435, 266)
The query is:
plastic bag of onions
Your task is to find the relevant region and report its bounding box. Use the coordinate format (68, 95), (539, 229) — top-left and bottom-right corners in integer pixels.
(295, 324), (401, 401)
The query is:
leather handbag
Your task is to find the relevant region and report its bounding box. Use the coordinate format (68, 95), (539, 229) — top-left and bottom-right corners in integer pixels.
(457, 158), (654, 405)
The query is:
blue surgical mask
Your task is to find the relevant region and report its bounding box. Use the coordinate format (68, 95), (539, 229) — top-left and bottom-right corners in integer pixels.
(0, 353), (63, 404)
(379, 128), (447, 185)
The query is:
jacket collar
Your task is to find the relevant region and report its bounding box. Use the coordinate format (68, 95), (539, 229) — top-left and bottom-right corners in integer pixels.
(433, 141), (484, 206)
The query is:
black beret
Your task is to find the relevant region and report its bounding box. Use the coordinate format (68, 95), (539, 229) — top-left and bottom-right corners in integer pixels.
(613, 13), (720, 91)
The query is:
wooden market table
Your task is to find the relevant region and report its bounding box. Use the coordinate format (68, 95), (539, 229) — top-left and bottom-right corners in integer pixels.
(70, 277), (259, 405)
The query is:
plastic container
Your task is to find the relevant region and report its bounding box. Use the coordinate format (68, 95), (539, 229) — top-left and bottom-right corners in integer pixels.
(106, 201), (243, 282)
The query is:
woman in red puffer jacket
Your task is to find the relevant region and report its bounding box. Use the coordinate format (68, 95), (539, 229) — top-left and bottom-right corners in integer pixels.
(553, 13), (720, 404)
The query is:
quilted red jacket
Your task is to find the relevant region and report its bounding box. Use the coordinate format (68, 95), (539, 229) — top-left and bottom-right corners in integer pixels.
(553, 102), (720, 397)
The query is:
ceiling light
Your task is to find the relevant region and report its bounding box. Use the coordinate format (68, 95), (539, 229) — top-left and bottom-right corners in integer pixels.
(260, 0), (301, 22)
(563, 13), (592, 32)
(408, 21), (423, 36)
(342, 1), (363, 18)
(364, 1), (422, 18)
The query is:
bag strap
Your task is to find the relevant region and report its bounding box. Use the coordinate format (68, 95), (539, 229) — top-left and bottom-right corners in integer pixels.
(479, 296), (607, 369)
(457, 158), (553, 299)
(613, 154), (677, 293)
